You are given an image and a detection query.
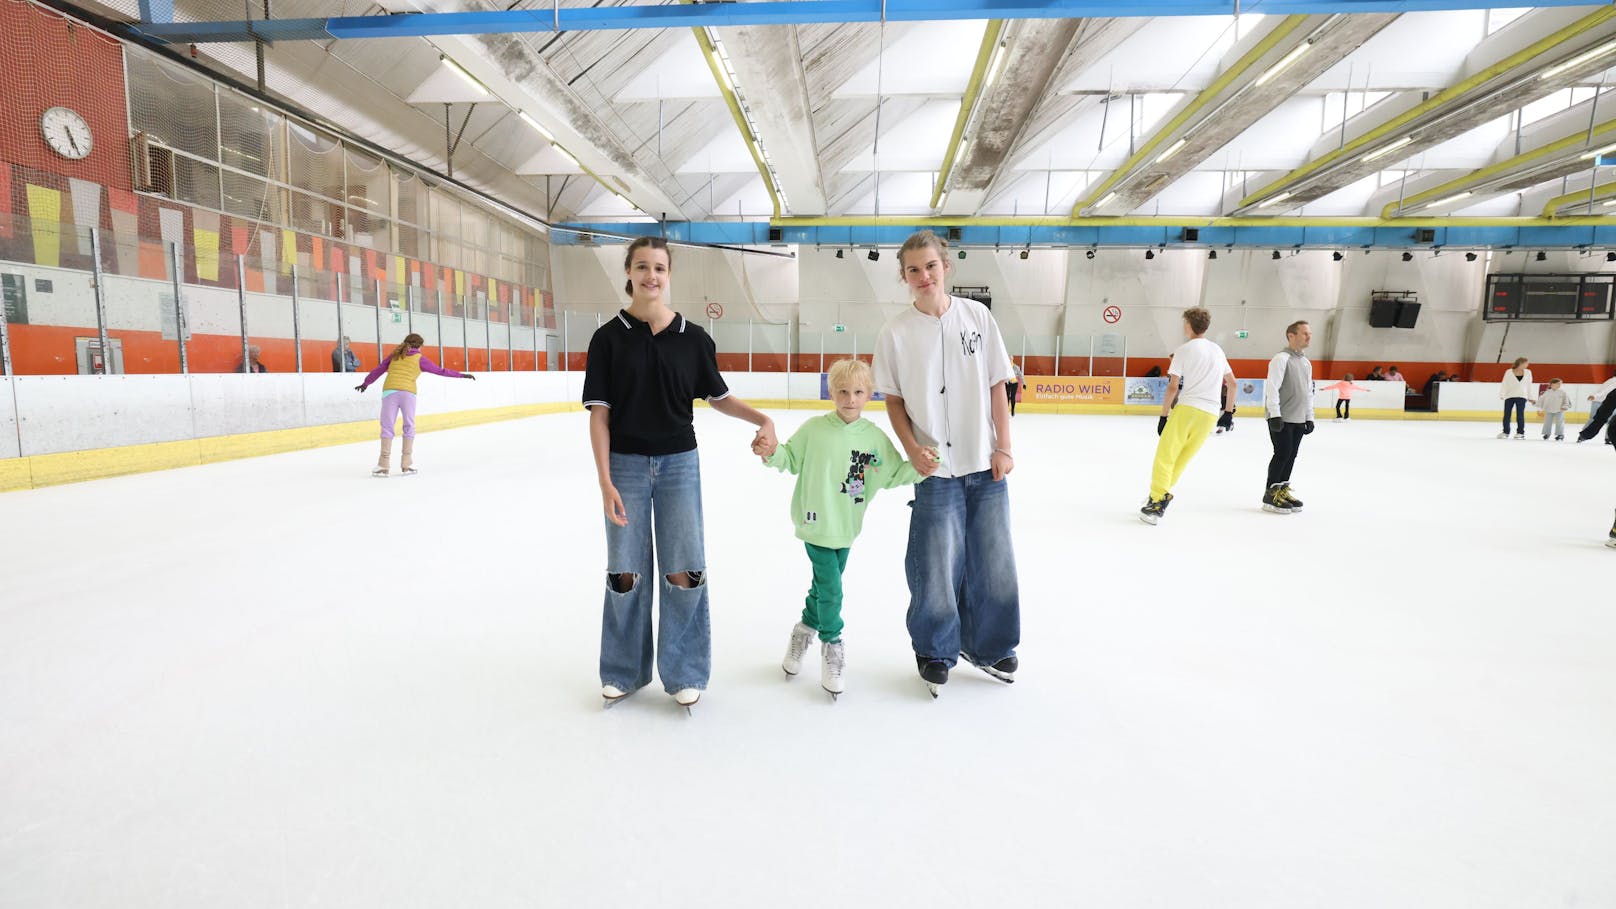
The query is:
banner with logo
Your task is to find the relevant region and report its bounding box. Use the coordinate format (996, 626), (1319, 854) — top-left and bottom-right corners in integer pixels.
(1124, 377), (1170, 407)
(1234, 378), (1265, 407)
(1022, 376), (1122, 406)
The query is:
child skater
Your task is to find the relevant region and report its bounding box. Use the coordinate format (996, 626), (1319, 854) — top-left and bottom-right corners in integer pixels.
(1319, 373), (1369, 422)
(872, 230), (1021, 698)
(355, 332), (473, 476)
(1537, 378), (1571, 441)
(762, 359), (924, 699)
(1140, 307), (1236, 525)
(583, 237), (776, 713)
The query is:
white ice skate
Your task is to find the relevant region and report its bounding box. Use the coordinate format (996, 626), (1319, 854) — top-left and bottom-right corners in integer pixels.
(782, 622), (817, 677)
(673, 688), (701, 715)
(602, 684), (629, 708)
(821, 641), (846, 700)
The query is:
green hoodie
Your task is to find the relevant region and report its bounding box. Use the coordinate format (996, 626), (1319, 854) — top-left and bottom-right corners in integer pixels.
(765, 412), (922, 549)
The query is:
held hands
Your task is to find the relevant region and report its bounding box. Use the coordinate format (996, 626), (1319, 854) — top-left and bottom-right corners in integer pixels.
(909, 444), (941, 477)
(601, 482), (628, 527)
(1267, 417), (1284, 434)
(750, 420), (778, 458)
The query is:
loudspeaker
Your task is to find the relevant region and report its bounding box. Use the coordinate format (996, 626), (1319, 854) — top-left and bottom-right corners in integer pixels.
(1395, 301), (1422, 329)
(1415, 228), (1436, 243)
(1182, 228), (1200, 242)
(767, 227), (783, 243)
(1369, 298), (1399, 328)
(947, 227), (963, 241)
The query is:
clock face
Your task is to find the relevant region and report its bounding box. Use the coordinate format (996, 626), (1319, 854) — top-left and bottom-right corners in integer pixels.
(40, 107), (93, 161)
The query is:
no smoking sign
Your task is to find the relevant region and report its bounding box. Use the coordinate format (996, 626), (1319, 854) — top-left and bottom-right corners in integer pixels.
(1102, 305), (1122, 324)
(705, 302), (724, 319)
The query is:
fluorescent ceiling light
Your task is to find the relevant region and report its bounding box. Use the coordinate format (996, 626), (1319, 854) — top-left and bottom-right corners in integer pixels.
(983, 42), (1009, 91)
(711, 54), (735, 93)
(1539, 40), (1616, 81)
(1254, 43), (1311, 88)
(1257, 192), (1293, 208)
(1426, 191), (1472, 208)
(1154, 139), (1188, 165)
(440, 57), (487, 96)
(553, 145), (579, 168)
(1097, 192), (1117, 207)
(1580, 142), (1616, 160)
(518, 112), (554, 143)
(1361, 136), (1413, 163)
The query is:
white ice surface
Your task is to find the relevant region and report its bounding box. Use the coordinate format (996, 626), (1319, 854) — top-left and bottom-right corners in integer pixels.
(2, 411), (1614, 908)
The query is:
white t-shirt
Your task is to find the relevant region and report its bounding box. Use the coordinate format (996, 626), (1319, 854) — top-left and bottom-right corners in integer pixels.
(872, 295), (1015, 478)
(1168, 337), (1232, 416)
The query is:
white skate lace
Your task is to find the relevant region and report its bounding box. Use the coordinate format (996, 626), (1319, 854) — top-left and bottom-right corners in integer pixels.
(788, 627), (814, 661)
(824, 643), (845, 679)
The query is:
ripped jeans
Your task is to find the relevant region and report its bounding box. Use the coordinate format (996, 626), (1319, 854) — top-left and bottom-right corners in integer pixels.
(600, 449), (711, 694)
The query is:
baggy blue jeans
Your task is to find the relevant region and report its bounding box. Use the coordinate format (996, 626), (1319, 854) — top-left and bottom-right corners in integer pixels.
(600, 449), (711, 694)
(904, 470), (1020, 669)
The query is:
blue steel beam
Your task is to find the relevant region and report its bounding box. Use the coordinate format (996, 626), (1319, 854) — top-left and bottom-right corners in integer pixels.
(553, 222), (1616, 250)
(132, 0), (1600, 43)
(137, 0), (173, 24)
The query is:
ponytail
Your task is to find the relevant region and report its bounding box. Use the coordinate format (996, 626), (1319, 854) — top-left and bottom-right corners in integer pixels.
(390, 333), (425, 364)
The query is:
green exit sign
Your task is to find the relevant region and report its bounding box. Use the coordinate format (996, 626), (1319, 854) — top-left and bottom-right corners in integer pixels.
(1235, 329), (1250, 339)
(832, 323), (847, 333)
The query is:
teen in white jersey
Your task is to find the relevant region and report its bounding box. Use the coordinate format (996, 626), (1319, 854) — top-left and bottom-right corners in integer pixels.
(1140, 307), (1236, 525)
(872, 230), (1020, 697)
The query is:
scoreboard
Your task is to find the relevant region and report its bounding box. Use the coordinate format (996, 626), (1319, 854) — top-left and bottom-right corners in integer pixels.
(1484, 274), (1614, 322)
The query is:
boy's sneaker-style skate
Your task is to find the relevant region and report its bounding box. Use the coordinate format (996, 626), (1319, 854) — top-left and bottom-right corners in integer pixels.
(1277, 484), (1304, 513)
(916, 656), (950, 698)
(782, 622), (817, 677)
(821, 641), (846, 699)
(963, 652), (1017, 684)
(1139, 494), (1169, 525)
(1262, 485), (1295, 514)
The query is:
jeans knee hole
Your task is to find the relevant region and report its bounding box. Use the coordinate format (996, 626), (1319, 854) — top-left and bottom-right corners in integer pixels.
(666, 570), (705, 589)
(607, 572), (638, 593)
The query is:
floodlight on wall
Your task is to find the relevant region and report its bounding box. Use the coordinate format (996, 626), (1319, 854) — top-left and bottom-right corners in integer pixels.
(1144, 250), (1155, 260)
(1084, 249), (1094, 260)
(1607, 251), (1615, 262)
(1272, 250), (1281, 260)
(1021, 249), (1031, 260)
(867, 250), (880, 262)
(1208, 250), (1217, 260)
(1331, 251), (1343, 261)
(1466, 252), (1478, 261)
(1401, 251), (1413, 262)
(835, 249), (844, 259)
(959, 250), (967, 260)
(1536, 250), (1548, 261)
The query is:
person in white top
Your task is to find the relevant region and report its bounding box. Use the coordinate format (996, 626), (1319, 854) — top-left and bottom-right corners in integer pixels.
(1140, 307), (1236, 525)
(1497, 357), (1535, 439)
(872, 230), (1020, 697)
(1578, 374), (1616, 443)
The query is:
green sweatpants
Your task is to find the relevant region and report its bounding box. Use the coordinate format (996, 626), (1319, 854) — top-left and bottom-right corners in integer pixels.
(1150, 406), (1217, 500)
(802, 542), (851, 643)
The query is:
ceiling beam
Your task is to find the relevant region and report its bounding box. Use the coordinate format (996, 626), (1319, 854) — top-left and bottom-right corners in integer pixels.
(1380, 117), (1616, 218)
(133, 0), (1602, 44)
(708, 25), (829, 216)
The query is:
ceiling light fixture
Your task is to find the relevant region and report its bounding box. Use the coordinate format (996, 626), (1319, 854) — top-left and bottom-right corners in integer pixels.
(1536, 250), (1548, 261)
(1154, 139), (1188, 165)
(1208, 250), (1217, 260)
(1257, 192), (1293, 209)
(1254, 42), (1312, 88)
(867, 250), (880, 262)
(1539, 40), (1616, 81)
(1581, 142), (1616, 160)
(552, 145), (579, 168)
(440, 56), (487, 96)
(1465, 252), (1478, 261)
(1145, 249), (1155, 260)
(983, 41), (1010, 91)
(1085, 249), (1095, 259)
(517, 112), (554, 143)
(1331, 251), (1343, 261)
(1272, 250), (1282, 260)
(1097, 192), (1118, 208)
(1401, 251), (1414, 261)
(1360, 136), (1413, 164)
(1427, 191), (1473, 209)
(1020, 249), (1031, 260)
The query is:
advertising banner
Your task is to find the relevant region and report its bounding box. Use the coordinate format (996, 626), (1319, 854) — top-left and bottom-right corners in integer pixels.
(1022, 376), (1122, 406)
(1124, 377), (1169, 406)
(1234, 378), (1265, 408)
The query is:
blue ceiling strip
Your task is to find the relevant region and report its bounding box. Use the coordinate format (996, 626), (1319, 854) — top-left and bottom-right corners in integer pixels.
(553, 222), (1616, 250)
(131, 0), (1600, 43)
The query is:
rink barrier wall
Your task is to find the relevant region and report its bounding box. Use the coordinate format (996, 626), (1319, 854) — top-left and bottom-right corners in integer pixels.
(3, 372), (1607, 491)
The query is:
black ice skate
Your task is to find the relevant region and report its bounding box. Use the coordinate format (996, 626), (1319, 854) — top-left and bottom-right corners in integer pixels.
(962, 652), (1017, 684)
(1139, 492), (1173, 525)
(916, 656), (949, 699)
(1608, 510), (1616, 549)
(1262, 485), (1295, 514)
(1277, 484), (1304, 513)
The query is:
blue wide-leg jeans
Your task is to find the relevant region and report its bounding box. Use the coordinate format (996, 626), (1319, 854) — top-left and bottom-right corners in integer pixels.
(600, 449), (711, 694)
(904, 470), (1021, 669)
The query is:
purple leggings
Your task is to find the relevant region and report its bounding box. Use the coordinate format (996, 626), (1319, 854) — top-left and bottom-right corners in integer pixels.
(379, 391), (417, 440)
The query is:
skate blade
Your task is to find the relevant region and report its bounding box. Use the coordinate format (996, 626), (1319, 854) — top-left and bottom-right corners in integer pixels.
(1138, 513), (1158, 525)
(1261, 504), (1294, 514)
(925, 682), (940, 698)
(1606, 538), (1616, 549)
(603, 695), (628, 709)
(823, 688), (841, 701)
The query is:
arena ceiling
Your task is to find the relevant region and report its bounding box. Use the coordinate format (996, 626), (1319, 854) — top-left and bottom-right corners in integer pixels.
(72, 0), (1616, 226)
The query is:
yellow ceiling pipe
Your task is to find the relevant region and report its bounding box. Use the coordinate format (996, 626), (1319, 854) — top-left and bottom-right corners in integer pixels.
(930, 21), (1005, 210)
(1541, 180), (1616, 217)
(1074, 14), (1312, 215)
(1240, 6), (1616, 210)
(691, 24), (782, 221)
(1379, 117), (1616, 218)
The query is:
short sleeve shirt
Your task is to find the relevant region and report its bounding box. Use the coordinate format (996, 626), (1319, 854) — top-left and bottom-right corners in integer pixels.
(582, 309), (730, 455)
(1167, 337), (1232, 416)
(871, 295), (1014, 478)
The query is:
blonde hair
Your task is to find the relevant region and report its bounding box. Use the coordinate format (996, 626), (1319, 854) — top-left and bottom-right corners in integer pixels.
(897, 230), (948, 281)
(391, 333), (424, 363)
(826, 358), (872, 393)
(1512, 356), (1529, 368)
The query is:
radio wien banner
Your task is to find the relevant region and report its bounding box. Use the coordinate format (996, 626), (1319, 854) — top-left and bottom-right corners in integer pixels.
(1021, 376), (1123, 406)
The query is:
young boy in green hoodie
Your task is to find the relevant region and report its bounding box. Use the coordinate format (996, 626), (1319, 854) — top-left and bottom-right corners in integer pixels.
(760, 358), (927, 698)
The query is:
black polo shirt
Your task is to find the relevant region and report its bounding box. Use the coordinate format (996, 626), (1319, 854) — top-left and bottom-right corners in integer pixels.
(582, 309), (730, 455)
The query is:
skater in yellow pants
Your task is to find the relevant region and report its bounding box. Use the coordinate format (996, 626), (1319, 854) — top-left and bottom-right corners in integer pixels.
(1141, 307), (1237, 525)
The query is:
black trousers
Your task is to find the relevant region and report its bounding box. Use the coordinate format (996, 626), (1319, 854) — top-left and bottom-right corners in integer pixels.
(1578, 395), (1616, 442)
(1266, 422), (1306, 487)
(1335, 399), (1350, 418)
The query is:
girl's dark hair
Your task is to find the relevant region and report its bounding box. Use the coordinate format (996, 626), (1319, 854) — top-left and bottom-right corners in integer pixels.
(391, 333), (425, 363)
(623, 237), (672, 296)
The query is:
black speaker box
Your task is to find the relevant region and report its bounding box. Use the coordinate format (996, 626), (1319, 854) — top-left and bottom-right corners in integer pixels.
(767, 227), (783, 243)
(1395, 301), (1421, 328)
(947, 227), (963, 241)
(1182, 228), (1200, 242)
(1369, 298), (1399, 327)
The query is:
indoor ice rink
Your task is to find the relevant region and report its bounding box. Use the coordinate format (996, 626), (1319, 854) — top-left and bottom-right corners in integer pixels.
(6, 0), (1616, 905)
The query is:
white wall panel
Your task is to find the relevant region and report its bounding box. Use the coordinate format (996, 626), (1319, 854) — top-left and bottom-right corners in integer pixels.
(14, 374), (196, 456)
(0, 379), (19, 459)
(189, 374), (306, 437)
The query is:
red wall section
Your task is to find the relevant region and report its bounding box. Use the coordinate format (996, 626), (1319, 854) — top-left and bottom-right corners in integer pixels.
(0, 0), (131, 194)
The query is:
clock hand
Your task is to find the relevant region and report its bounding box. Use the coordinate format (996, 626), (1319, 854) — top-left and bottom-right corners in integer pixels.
(65, 131), (81, 154)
